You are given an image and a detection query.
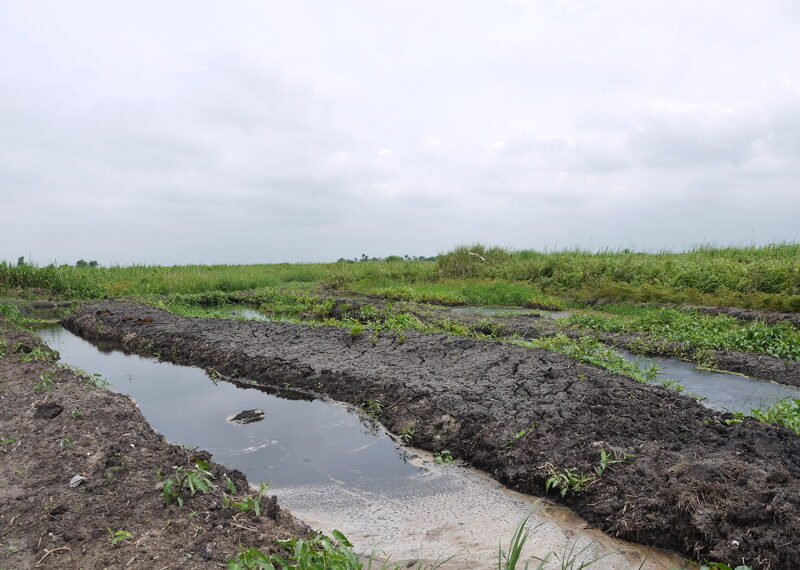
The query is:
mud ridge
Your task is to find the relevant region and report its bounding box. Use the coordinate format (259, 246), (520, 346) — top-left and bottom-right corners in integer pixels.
(63, 301), (800, 569)
(0, 319), (307, 569)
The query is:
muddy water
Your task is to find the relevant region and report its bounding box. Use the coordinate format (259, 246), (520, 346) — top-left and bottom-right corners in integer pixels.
(450, 306), (574, 319)
(36, 325), (685, 569)
(619, 350), (800, 413)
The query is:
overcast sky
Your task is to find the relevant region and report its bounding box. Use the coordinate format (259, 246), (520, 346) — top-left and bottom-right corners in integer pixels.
(1, 1), (799, 265)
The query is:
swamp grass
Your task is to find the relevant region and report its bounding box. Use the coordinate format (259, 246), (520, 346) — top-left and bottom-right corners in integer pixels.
(3, 243), (799, 311)
(562, 307), (800, 361)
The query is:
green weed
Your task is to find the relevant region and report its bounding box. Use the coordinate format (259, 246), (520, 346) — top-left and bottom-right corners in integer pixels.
(433, 450), (454, 464)
(107, 528), (133, 547)
(545, 466), (593, 497)
(360, 399), (383, 419)
(519, 335), (662, 384)
(751, 398), (800, 434)
(162, 460), (216, 506)
(34, 370), (56, 393)
(564, 308), (800, 361)
(223, 482), (269, 516)
(0, 435), (17, 452)
(398, 428), (415, 445)
(228, 530), (361, 569)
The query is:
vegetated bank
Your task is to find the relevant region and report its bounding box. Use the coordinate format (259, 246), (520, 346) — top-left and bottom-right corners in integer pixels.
(153, 290), (800, 389)
(0, 320), (309, 569)
(64, 301), (800, 569)
(3, 243), (799, 312)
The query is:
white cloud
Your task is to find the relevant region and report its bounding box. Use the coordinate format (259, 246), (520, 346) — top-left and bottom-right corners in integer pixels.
(1, 0), (799, 264)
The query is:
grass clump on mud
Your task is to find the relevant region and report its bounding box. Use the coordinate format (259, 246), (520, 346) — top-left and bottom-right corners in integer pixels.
(515, 334), (663, 385)
(562, 307), (800, 361)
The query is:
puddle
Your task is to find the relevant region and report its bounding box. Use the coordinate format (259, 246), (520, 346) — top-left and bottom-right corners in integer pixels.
(35, 324), (685, 569)
(450, 306), (573, 320)
(232, 306), (270, 320)
(619, 350), (800, 413)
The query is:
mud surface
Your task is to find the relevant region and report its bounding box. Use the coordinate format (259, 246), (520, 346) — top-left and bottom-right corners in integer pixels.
(690, 306), (800, 328)
(0, 321), (307, 569)
(297, 295), (800, 387)
(62, 301), (800, 569)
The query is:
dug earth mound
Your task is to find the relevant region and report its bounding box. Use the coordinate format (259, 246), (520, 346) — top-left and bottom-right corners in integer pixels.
(63, 301), (800, 569)
(0, 321), (307, 569)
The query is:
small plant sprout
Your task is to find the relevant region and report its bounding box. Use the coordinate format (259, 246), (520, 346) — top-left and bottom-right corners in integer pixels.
(594, 448), (634, 477)
(349, 324), (364, 338)
(0, 434), (17, 452)
(223, 482), (270, 516)
(223, 474), (237, 494)
(433, 450), (454, 464)
(162, 460), (216, 506)
(34, 370), (56, 393)
(58, 437), (74, 449)
(398, 428), (415, 445)
(68, 408), (83, 419)
(107, 528), (133, 546)
(360, 399), (383, 419)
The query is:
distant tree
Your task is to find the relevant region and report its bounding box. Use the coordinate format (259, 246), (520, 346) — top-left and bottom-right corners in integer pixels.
(385, 255), (403, 262)
(16, 256), (25, 266)
(88, 260), (99, 267)
(76, 259), (88, 267)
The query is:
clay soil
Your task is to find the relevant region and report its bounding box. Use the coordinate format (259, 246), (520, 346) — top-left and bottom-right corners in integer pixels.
(0, 320), (307, 569)
(63, 301), (800, 569)
(306, 295), (800, 387)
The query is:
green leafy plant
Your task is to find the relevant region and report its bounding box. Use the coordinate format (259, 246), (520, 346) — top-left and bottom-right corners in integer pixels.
(107, 528), (133, 546)
(700, 564), (752, 570)
(594, 448), (635, 477)
(751, 398), (800, 434)
(68, 408), (83, 419)
(544, 465), (593, 498)
(227, 530), (361, 570)
(398, 428), (415, 445)
(360, 399), (383, 419)
(433, 450), (454, 464)
(19, 345), (55, 362)
(223, 482), (269, 516)
(34, 370), (56, 393)
(162, 460), (216, 506)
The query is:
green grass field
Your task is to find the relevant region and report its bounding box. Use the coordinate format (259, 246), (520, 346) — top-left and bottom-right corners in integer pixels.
(2, 243), (799, 311)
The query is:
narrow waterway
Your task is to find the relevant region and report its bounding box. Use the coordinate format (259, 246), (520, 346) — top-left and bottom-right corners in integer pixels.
(619, 350), (800, 413)
(34, 324), (683, 569)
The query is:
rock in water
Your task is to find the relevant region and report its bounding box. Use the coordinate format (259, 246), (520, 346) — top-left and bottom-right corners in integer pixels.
(226, 409), (265, 424)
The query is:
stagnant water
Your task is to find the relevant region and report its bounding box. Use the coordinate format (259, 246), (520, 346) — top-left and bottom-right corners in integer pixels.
(618, 350), (800, 413)
(35, 324), (684, 569)
(449, 306), (574, 319)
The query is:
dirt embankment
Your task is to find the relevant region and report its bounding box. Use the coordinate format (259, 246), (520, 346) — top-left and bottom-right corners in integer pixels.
(313, 296), (800, 388)
(0, 321), (307, 569)
(64, 301), (800, 569)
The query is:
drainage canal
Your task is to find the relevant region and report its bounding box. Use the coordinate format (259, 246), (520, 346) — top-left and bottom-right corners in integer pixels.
(619, 350), (800, 413)
(35, 324), (684, 569)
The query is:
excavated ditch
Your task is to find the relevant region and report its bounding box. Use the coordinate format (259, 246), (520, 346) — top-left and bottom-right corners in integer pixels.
(64, 301), (800, 569)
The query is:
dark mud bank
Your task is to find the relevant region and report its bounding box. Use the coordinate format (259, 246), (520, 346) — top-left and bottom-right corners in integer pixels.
(65, 302), (800, 569)
(305, 295), (800, 387)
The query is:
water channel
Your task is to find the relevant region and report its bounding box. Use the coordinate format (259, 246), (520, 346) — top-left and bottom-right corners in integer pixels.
(34, 323), (683, 569)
